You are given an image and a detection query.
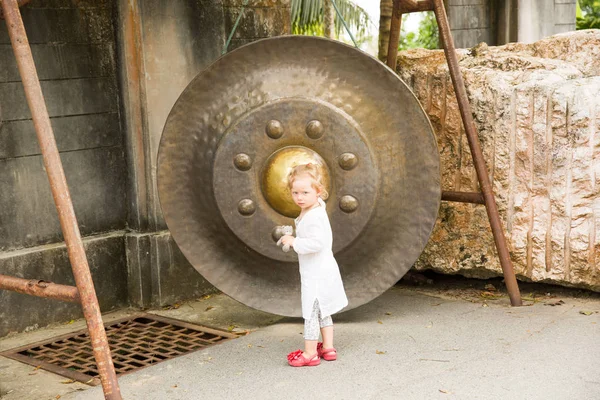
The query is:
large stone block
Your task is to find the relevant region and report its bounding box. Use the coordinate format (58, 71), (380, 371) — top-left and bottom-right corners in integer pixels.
(397, 31), (600, 291)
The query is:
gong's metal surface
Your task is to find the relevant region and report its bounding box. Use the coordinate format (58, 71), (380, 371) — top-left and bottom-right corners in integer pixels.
(157, 36), (440, 317)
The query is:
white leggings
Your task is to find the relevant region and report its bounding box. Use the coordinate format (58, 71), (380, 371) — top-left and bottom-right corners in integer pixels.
(304, 299), (333, 340)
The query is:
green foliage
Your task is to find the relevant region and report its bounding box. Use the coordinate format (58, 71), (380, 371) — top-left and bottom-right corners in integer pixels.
(577, 0), (600, 29)
(291, 0), (371, 43)
(399, 12), (439, 51)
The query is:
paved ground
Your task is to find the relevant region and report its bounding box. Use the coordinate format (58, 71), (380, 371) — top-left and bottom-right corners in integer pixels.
(1, 276), (599, 400)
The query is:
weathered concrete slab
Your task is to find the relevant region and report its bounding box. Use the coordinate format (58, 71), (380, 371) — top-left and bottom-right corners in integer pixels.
(223, 6), (290, 40)
(0, 7), (114, 45)
(0, 43), (114, 83)
(0, 78), (118, 121)
(0, 232), (128, 337)
(125, 231), (217, 309)
(0, 147), (127, 250)
(446, 4), (490, 30)
(0, 0), (128, 341)
(0, 113), (120, 159)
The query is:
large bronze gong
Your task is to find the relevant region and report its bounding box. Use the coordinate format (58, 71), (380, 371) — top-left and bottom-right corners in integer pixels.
(157, 36), (440, 317)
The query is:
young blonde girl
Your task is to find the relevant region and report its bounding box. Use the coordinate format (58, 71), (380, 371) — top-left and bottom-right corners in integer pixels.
(279, 163), (348, 367)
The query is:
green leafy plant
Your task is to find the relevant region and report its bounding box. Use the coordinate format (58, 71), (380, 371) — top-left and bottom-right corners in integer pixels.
(291, 0), (371, 44)
(399, 12), (439, 50)
(577, 0), (600, 29)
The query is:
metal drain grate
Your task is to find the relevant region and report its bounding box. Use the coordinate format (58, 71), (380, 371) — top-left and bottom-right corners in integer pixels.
(0, 313), (237, 385)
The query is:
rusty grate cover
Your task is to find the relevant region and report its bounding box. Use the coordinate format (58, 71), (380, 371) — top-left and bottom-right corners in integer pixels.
(0, 313), (237, 385)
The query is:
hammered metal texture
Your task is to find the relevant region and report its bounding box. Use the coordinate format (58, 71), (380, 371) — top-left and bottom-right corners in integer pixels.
(157, 36), (440, 317)
(212, 99), (377, 262)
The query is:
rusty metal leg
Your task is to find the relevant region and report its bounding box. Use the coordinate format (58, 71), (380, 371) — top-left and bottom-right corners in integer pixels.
(432, 0), (522, 306)
(0, 0), (123, 398)
(386, 0), (403, 69)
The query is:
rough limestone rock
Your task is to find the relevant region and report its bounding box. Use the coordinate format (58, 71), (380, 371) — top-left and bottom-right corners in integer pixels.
(397, 30), (600, 291)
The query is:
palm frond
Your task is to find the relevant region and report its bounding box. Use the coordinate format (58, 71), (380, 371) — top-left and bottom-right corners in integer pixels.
(291, 0), (371, 41)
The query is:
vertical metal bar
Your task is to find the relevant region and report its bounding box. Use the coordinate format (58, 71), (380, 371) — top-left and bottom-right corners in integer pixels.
(432, 0), (522, 306)
(0, 1), (123, 398)
(386, 0), (402, 69)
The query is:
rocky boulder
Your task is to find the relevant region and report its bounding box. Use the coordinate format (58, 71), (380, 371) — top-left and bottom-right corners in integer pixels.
(397, 30), (600, 291)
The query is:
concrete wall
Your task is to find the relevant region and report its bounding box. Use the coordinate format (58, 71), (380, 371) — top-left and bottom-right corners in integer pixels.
(118, 0), (291, 310)
(517, 0), (577, 43)
(446, 0), (577, 48)
(446, 0), (495, 49)
(0, 0), (290, 337)
(0, 0), (128, 337)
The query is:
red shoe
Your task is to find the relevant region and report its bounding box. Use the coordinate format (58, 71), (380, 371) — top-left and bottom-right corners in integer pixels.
(317, 342), (337, 361)
(287, 350), (320, 367)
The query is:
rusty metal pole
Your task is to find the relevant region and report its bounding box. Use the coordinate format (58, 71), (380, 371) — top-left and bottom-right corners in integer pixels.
(0, 275), (80, 302)
(441, 191), (485, 205)
(431, 0), (522, 306)
(386, 0), (402, 69)
(0, 0), (123, 398)
(387, 1), (435, 70)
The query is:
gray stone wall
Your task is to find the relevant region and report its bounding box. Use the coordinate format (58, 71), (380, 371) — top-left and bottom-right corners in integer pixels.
(0, 0), (128, 337)
(0, 0), (126, 250)
(553, 0), (577, 34)
(446, 0), (577, 48)
(223, 0), (291, 51)
(0, 0), (291, 337)
(0, 234), (127, 336)
(446, 0), (495, 49)
(117, 0), (290, 310)
(517, 0), (577, 43)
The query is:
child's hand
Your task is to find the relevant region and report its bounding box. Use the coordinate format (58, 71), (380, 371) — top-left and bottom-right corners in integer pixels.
(277, 234), (295, 253)
(280, 235), (295, 247)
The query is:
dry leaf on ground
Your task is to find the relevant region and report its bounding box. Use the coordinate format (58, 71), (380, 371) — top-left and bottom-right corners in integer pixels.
(579, 310), (596, 316)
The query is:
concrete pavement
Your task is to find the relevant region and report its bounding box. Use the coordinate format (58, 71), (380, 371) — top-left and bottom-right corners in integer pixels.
(2, 278), (600, 400)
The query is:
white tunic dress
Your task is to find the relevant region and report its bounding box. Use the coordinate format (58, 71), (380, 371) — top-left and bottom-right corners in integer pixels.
(293, 198), (348, 319)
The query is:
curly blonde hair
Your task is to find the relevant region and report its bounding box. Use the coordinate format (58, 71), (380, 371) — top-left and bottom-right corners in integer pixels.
(287, 163), (329, 200)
